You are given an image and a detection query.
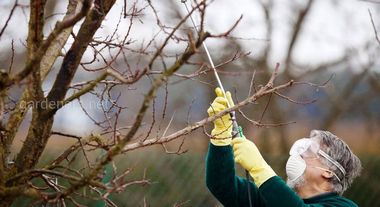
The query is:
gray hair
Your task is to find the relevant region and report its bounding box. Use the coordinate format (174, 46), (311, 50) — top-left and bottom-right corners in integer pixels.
(287, 173), (306, 190)
(310, 129), (362, 195)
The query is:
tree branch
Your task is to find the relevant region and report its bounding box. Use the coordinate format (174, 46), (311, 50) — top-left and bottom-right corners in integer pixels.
(46, 0), (115, 105)
(0, 0), (91, 92)
(123, 67), (294, 152)
(59, 30), (211, 199)
(7, 169), (107, 190)
(368, 9), (380, 45)
(0, 0), (18, 40)
(283, 0), (315, 78)
(13, 0), (108, 176)
(3, 0), (81, 173)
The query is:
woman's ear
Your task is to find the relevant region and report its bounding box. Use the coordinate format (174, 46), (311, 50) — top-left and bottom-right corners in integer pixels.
(321, 170), (334, 179)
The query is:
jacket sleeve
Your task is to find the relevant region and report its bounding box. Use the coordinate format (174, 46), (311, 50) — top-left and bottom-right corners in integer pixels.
(205, 143), (265, 207)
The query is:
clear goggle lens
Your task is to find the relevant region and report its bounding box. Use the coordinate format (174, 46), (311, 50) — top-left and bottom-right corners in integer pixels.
(289, 138), (319, 157)
(289, 138), (346, 182)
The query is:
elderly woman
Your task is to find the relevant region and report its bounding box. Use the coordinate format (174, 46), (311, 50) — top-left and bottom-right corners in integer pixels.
(206, 88), (362, 207)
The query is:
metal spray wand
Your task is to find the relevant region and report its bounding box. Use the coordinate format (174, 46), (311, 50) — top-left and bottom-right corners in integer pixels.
(181, 0), (240, 137)
(181, 1), (252, 206)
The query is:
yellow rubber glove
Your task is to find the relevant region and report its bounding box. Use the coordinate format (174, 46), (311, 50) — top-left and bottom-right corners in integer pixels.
(232, 137), (276, 187)
(207, 88), (234, 146)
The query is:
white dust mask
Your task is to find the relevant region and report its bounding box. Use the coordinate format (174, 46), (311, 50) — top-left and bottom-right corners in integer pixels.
(287, 137), (345, 183)
(286, 154), (306, 182)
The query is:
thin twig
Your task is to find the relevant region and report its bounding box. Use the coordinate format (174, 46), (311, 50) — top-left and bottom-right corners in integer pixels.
(259, 93), (272, 123)
(123, 78), (294, 152)
(238, 108), (296, 128)
(0, 0), (18, 40)
(248, 70), (257, 97)
(161, 111), (176, 138)
(51, 131), (81, 140)
(274, 91), (317, 105)
(368, 9), (380, 45)
(8, 40), (15, 73)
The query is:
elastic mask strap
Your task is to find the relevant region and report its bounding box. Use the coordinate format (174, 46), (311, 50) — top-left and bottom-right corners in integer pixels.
(312, 166), (342, 182)
(317, 150), (346, 178)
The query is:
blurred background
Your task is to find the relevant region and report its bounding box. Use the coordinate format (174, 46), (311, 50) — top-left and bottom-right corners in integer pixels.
(1, 0), (380, 206)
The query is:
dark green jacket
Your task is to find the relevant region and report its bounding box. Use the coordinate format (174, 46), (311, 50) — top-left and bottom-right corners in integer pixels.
(205, 144), (358, 207)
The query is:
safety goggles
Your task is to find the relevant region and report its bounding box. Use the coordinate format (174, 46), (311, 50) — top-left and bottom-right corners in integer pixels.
(289, 138), (346, 182)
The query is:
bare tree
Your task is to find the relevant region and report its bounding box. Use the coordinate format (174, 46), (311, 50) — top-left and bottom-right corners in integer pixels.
(0, 0), (302, 206)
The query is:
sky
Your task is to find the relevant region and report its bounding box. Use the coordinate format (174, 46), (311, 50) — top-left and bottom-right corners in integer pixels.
(1, 0), (379, 64)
